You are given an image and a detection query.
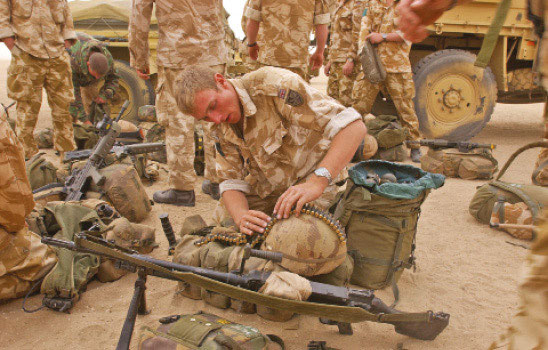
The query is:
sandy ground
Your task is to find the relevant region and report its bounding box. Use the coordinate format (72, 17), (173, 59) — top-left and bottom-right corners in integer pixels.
(0, 58), (545, 350)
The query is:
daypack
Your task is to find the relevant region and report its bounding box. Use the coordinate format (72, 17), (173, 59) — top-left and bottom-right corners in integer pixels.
(25, 152), (64, 191)
(138, 312), (284, 350)
(469, 141), (548, 232)
(420, 147), (498, 180)
(333, 160), (445, 305)
(365, 115), (407, 162)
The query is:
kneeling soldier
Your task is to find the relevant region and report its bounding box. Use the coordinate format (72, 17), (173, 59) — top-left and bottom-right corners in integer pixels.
(175, 65), (367, 234)
(69, 39), (119, 124)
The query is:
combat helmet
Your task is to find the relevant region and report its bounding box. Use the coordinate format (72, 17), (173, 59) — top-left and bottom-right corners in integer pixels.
(261, 204), (347, 276)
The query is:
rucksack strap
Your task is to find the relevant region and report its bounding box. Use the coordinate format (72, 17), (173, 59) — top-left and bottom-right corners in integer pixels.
(490, 181), (542, 219)
(496, 141), (548, 181)
(474, 0), (511, 68)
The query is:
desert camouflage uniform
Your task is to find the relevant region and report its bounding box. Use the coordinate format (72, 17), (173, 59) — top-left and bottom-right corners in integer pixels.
(240, 0), (262, 72)
(327, 0), (367, 107)
(244, 0), (331, 80)
(69, 40), (120, 123)
(0, 111), (56, 301)
(129, 0), (227, 190)
(352, 0), (421, 148)
(0, 0), (77, 158)
(212, 67), (361, 221)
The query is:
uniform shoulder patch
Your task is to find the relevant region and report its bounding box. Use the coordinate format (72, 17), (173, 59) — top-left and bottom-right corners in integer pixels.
(286, 89), (304, 107)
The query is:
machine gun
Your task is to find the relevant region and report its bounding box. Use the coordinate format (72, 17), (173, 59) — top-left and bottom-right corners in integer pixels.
(42, 233), (450, 350)
(407, 139), (496, 153)
(32, 101), (130, 199)
(63, 141), (165, 163)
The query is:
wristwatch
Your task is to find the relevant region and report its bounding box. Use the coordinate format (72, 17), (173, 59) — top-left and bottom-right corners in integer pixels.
(382, 33), (388, 41)
(314, 167), (333, 184)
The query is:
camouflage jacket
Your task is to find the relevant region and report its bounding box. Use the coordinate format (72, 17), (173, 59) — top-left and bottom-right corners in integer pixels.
(0, 112), (35, 233)
(244, 0), (331, 69)
(328, 0), (368, 63)
(0, 0), (76, 59)
(213, 67), (361, 198)
(70, 40), (119, 102)
(129, 0), (227, 70)
(358, 0), (412, 73)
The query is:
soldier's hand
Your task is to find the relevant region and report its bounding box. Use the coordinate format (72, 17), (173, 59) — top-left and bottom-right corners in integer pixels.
(137, 68), (150, 80)
(248, 44), (259, 61)
(95, 97), (106, 104)
(309, 50), (324, 71)
(342, 59), (354, 76)
(3, 37), (15, 50)
(397, 0), (455, 42)
(367, 33), (384, 44)
(238, 210), (271, 236)
(324, 61), (331, 76)
(64, 39), (76, 49)
(274, 178), (326, 220)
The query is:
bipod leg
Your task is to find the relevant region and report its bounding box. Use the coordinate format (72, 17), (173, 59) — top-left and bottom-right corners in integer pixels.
(116, 269), (149, 350)
(319, 317), (353, 335)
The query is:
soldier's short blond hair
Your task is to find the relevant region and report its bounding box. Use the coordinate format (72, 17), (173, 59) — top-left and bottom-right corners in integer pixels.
(88, 52), (109, 76)
(175, 65), (218, 115)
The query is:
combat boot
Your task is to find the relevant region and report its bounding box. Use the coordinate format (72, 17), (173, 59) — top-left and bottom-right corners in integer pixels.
(202, 180), (220, 200)
(410, 148), (422, 163)
(153, 189), (195, 206)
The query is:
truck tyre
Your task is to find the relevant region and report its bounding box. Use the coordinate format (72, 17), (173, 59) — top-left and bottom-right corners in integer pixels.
(111, 60), (155, 124)
(413, 49), (497, 141)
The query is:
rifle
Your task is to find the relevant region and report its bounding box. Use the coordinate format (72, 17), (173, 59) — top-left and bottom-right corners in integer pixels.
(63, 141), (165, 163)
(41, 233), (450, 350)
(407, 139), (496, 153)
(33, 101), (130, 199)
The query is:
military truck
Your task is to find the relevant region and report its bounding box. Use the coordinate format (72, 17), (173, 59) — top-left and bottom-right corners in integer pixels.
(374, 0), (542, 140)
(68, 0), (239, 123)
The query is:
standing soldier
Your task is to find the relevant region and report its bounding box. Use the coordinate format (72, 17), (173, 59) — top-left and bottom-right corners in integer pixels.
(0, 0), (77, 159)
(69, 39), (120, 124)
(352, 0), (423, 162)
(245, 0), (330, 80)
(325, 0), (368, 107)
(129, 0), (227, 206)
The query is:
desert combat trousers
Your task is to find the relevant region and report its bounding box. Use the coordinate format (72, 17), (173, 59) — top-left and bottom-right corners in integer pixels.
(327, 61), (357, 107)
(257, 62), (309, 82)
(352, 72), (421, 149)
(7, 47), (76, 158)
(489, 211), (548, 349)
(533, 103), (548, 185)
(0, 226), (57, 301)
(156, 64), (225, 191)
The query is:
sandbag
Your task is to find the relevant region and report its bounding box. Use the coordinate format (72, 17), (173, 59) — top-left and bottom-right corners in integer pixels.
(420, 147), (498, 180)
(100, 164), (152, 222)
(138, 312), (283, 350)
(365, 115), (407, 162)
(333, 160), (444, 304)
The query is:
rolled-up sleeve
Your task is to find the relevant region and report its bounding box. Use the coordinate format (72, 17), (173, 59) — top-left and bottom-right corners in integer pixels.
(244, 0), (262, 22)
(351, 0), (368, 61)
(313, 0), (330, 25)
(62, 1), (77, 41)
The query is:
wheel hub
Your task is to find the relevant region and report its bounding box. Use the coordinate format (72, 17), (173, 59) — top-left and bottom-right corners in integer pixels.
(427, 73), (477, 124)
(443, 88), (461, 109)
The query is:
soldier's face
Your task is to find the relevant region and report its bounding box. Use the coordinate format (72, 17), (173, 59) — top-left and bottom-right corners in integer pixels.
(192, 74), (242, 125)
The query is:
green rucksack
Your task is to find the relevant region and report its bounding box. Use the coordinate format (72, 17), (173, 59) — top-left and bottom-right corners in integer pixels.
(73, 123), (100, 150)
(25, 152), (63, 190)
(333, 160), (445, 305)
(365, 115), (407, 162)
(138, 312), (284, 350)
(469, 141), (548, 226)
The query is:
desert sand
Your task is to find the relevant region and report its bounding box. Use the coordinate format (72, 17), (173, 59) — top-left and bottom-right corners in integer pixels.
(0, 59), (544, 350)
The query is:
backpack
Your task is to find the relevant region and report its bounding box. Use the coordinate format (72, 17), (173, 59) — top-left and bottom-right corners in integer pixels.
(73, 123), (100, 150)
(333, 160), (445, 305)
(138, 312), (284, 350)
(25, 152), (64, 191)
(469, 141), (548, 230)
(365, 115), (407, 162)
(420, 147), (498, 179)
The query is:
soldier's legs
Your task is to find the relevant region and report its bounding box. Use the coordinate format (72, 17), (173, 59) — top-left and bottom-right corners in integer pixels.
(257, 62), (308, 81)
(7, 48), (44, 158)
(489, 212), (548, 349)
(352, 72), (381, 117)
(384, 73), (421, 148)
(327, 63), (341, 102)
(338, 64), (358, 108)
(0, 227), (57, 301)
(44, 52), (77, 153)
